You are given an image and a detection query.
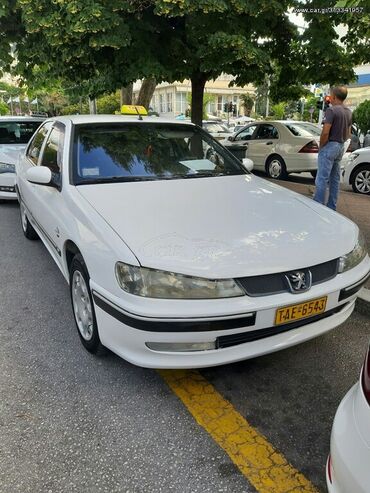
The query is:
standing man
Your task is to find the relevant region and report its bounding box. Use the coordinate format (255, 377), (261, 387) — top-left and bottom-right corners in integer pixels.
(313, 86), (352, 210)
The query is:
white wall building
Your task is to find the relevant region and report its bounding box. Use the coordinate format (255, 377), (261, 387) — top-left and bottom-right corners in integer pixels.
(133, 75), (255, 119)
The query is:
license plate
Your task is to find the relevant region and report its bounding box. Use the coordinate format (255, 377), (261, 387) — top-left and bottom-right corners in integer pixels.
(275, 296), (328, 325)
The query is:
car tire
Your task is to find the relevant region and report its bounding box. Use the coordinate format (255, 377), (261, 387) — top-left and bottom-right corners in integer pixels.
(69, 254), (104, 354)
(265, 155), (287, 180)
(351, 165), (370, 195)
(20, 201), (39, 240)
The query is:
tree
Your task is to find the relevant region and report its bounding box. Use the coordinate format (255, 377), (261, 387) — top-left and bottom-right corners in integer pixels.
(0, 0), (359, 127)
(353, 100), (370, 135)
(239, 94), (254, 116)
(0, 100), (9, 115)
(186, 92), (216, 119)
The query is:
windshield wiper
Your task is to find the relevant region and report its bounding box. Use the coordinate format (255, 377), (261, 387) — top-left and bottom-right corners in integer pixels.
(76, 176), (159, 185)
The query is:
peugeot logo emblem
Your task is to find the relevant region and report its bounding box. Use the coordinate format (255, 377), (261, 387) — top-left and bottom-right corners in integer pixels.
(285, 270), (312, 293)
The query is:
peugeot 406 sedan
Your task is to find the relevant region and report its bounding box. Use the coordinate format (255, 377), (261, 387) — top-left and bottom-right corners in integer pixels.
(16, 115), (370, 368)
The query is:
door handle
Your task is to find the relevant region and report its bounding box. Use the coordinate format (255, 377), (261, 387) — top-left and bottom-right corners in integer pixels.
(266, 141), (273, 145)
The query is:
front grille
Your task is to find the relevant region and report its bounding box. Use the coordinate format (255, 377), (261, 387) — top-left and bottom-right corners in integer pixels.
(237, 259), (338, 297)
(216, 304), (347, 349)
(0, 185), (15, 193)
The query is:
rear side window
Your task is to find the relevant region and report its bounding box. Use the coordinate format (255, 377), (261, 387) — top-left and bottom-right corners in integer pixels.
(27, 122), (52, 165)
(0, 121), (42, 145)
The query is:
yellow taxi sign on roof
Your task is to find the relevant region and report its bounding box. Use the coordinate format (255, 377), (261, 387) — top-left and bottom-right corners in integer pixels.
(121, 105), (148, 116)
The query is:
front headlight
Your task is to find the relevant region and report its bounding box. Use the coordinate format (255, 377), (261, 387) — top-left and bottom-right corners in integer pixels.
(115, 262), (244, 299)
(339, 231), (368, 273)
(0, 162), (15, 174)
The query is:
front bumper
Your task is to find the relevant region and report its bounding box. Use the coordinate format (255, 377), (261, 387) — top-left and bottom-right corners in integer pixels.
(327, 383), (370, 493)
(0, 173), (17, 200)
(91, 257), (370, 368)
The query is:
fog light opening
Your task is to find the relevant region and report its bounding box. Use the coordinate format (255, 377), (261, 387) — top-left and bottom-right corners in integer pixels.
(145, 341), (216, 352)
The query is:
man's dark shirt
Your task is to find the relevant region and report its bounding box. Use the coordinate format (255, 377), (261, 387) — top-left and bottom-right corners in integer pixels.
(325, 105), (352, 143)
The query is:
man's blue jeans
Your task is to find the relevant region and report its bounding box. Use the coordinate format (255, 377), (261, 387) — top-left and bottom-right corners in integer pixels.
(313, 141), (344, 211)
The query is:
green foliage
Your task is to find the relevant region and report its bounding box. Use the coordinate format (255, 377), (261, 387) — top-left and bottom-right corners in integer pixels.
(239, 93), (254, 116)
(97, 92), (120, 114)
(353, 100), (370, 135)
(270, 102), (286, 120)
(0, 100), (9, 115)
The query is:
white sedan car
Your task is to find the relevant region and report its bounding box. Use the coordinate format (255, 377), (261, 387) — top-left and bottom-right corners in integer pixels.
(16, 115), (370, 368)
(327, 342), (370, 492)
(222, 120), (320, 179)
(342, 147), (370, 195)
(0, 116), (44, 200)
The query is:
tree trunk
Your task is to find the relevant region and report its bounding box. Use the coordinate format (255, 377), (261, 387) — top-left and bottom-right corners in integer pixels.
(191, 73), (207, 127)
(120, 84), (133, 106)
(136, 78), (156, 109)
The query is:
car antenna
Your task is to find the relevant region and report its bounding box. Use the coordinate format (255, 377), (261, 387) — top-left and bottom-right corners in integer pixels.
(135, 107), (143, 121)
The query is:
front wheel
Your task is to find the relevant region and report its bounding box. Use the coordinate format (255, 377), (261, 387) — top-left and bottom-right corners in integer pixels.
(265, 156), (287, 180)
(20, 201), (39, 240)
(70, 254), (103, 354)
(352, 165), (370, 195)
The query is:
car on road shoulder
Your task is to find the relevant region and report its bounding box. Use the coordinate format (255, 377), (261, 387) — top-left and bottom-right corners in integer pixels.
(327, 341), (370, 493)
(221, 120), (321, 179)
(0, 116), (44, 200)
(342, 147), (370, 195)
(16, 113), (370, 369)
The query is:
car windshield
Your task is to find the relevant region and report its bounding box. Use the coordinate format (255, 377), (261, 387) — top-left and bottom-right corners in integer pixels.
(203, 123), (230, 133)
(0, 121), (42, 145)
(285, 123), (321, 137)
(73, 123), (245, 184)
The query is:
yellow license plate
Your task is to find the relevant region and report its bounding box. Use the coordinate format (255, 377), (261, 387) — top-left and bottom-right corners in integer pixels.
(275, 296), (328, 325)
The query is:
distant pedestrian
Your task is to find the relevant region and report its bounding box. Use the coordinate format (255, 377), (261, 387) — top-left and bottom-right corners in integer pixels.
(313, 86), (352, 211)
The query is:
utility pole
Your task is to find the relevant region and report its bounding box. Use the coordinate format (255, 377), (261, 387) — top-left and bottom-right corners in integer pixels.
(265, 77), (270, 118)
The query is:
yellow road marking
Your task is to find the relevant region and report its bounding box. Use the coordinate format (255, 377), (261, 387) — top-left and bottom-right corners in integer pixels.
(159, 369), (319, 493)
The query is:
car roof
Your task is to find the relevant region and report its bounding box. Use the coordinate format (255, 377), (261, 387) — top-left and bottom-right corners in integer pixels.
(47, 114), (196, 126)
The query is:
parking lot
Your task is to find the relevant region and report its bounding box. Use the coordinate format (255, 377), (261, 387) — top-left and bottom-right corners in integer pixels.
(1, 197), (369, 493)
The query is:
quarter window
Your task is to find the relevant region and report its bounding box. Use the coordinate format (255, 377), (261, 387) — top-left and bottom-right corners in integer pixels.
(27, 122), (52, 165)
(40, 126), (64, 174)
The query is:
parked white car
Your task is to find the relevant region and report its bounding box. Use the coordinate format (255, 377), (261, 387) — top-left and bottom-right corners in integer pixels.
(342, 147), (370, 195)
(327, 342), (370, 492)
(0, 116), (44, 200)
(222, 120), (321, 179)
(16, 115), (370, 369)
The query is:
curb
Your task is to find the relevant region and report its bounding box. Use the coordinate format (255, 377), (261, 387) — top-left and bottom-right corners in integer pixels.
(356, 288), (370, 317)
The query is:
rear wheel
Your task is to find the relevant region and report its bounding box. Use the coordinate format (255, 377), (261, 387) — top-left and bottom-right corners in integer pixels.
(70, 254), (103, 354)
(352, 165), (370, 195)
(265, 155), (287, 180)
(20, 201), (39, 240)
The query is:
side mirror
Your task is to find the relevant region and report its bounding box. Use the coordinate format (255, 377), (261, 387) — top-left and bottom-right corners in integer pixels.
(242, 158), (254, 172)
(27, 166), (53, 186)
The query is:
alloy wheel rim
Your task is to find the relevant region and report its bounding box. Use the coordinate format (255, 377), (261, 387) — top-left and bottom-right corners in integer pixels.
(20, 203), (27, 232)
(269, 160), (282, 178)
(355, 170), (370, 193)
(72, 270), (93, 341)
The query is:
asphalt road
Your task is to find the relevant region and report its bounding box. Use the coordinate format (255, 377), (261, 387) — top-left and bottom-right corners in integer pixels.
(1, 200), (369, 493)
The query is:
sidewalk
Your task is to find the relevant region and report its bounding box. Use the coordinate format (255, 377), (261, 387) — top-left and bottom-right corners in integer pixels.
(272, 179), (370, 313)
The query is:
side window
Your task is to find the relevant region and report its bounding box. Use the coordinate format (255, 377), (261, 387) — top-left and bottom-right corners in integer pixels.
(255, 124), (279, 140)
(27, 122), (52, 165)
(40, 126), (65, 174)
(234, 125), (257, 141)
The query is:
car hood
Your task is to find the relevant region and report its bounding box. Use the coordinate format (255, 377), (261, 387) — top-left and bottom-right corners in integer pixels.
(77, 175), (357, 278)
(0, 144), (26, 165)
